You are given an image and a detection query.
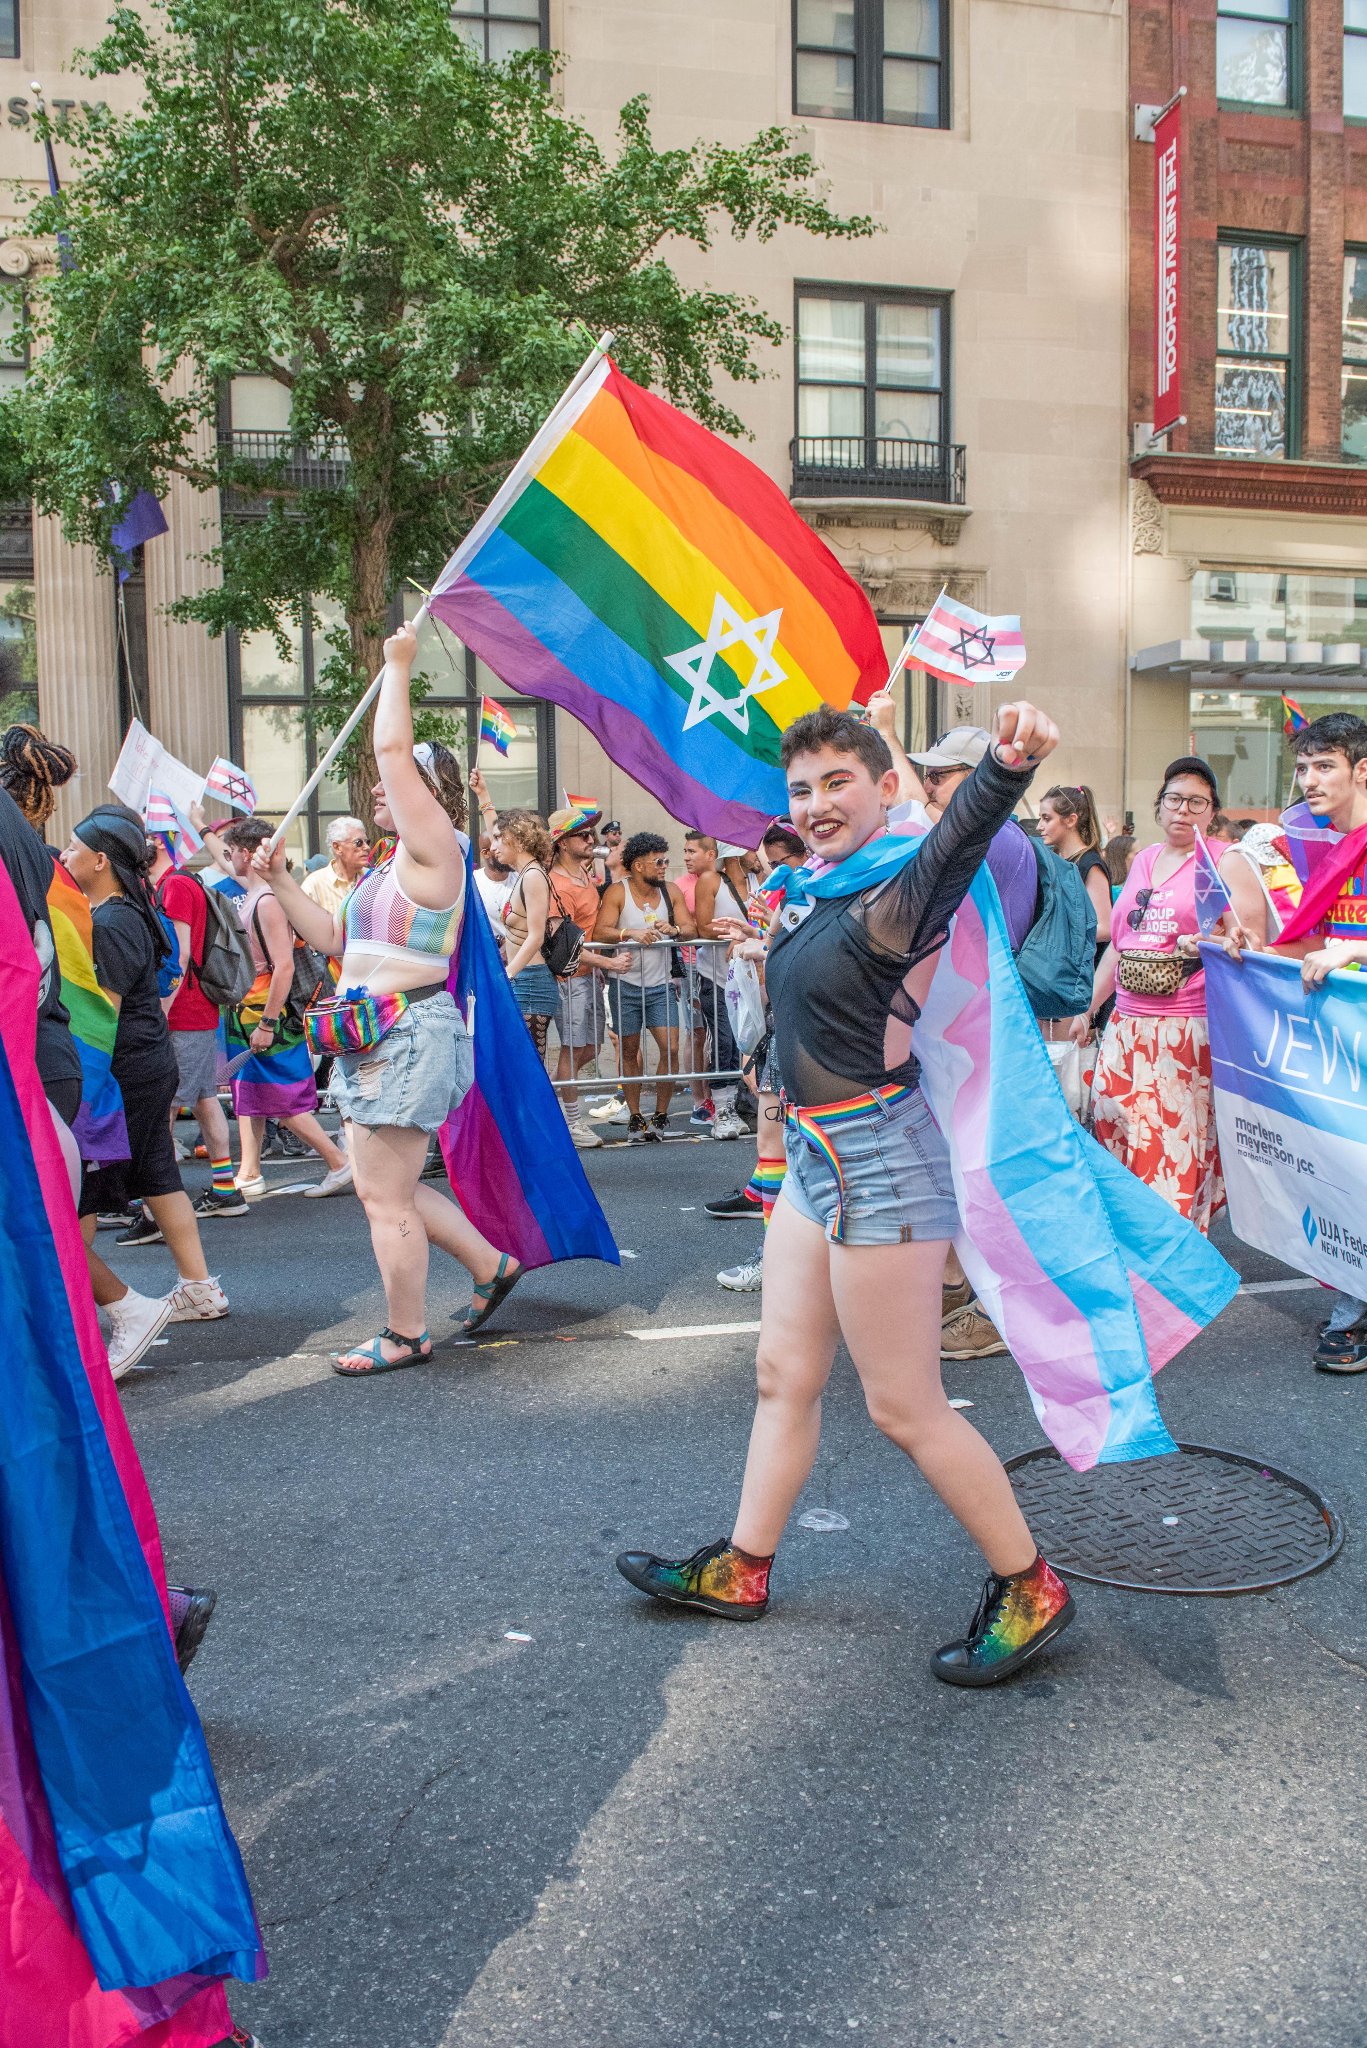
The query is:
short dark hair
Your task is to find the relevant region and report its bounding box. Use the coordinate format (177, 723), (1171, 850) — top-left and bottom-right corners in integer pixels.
(1291, 711), (1367, 767)
(223, 816), (274, 851)
(780, 706), (893, 779)
(684, 829), (717, 851)
(621, 830), (669, 871)
(762, 822), (806, 861)
(1156, 756), (1220, 814)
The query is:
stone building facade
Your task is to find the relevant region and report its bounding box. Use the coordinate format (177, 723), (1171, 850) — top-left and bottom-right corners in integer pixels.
(4, 0), (1134, 851)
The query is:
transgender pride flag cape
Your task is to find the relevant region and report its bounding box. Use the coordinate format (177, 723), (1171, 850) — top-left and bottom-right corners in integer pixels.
(438, 838), (618, 1272)
(794, 832), (1238, 1469)
(0, 865), (263, 2042)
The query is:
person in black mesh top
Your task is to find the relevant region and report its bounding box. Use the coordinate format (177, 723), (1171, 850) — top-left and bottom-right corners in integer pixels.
(618, 700), (1080, 1688)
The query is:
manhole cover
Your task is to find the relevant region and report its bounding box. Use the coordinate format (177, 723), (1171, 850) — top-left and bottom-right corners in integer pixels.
(1004, 1442), (1343, 1594)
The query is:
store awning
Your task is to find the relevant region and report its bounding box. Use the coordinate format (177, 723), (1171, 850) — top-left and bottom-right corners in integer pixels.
(1132, 639), (1367, 681)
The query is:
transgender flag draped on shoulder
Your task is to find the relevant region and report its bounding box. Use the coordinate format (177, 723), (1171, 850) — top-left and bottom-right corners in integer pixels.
(428, 356), (887, 845)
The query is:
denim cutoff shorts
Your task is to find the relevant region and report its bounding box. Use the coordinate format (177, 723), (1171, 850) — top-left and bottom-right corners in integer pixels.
(511, 964), (560, 1018)
(330, 991), (472, 1134)
(781, 1084), (958, 1246)
(608, 978), (680, 1035)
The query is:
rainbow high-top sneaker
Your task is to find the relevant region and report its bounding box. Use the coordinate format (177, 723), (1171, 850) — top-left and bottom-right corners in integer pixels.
(931, 1554), (1074, 1686)
(615, 1537), (772, 1620)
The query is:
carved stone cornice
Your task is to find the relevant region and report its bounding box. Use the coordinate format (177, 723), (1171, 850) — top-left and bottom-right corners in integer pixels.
(792, 495), (972, 547)
(1131, 453), (1367, 518)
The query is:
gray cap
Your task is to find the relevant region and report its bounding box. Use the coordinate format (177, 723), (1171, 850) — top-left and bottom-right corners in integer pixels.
(908, 725), (991, 771)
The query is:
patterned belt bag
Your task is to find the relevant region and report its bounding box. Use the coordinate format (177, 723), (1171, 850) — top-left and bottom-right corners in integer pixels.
(303, 981), (446, 1057)
(1115, 950), (1199, 999)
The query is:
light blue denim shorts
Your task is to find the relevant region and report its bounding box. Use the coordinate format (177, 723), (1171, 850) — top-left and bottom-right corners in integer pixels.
(781, 1084), (958, 1246)
(330, 991), (472, 1134)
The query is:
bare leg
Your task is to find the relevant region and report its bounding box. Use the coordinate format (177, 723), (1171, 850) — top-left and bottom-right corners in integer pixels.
(192, 1090), (232, 1162)
(412, 1180), (502, 1281)
(339, 1123), (435, 1365)
(647, 1025), (679, 1119)
(619, 1032), (644, 1115)
(280, 1111), (344, 1171)
(145, 1190), (209, 1283)
(237, 1115), (264, 1183)
(526, 1012), (552, 1064)
(756, 1089), (784, 1164)
(82, 1212), (129, 1308)
(730, 1195), (841, 1555)
(829, 1238), (1035, 1576)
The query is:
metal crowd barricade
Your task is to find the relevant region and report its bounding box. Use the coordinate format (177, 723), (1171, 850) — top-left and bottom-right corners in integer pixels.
(543, 936), (744, 1094)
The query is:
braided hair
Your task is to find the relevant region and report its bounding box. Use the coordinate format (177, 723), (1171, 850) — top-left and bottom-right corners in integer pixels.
(71, 802), (172, 966)
(0, 723), (76, 831)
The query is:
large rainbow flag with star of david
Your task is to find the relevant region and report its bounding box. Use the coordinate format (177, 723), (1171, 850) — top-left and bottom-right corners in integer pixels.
(429, 357), (887, 843)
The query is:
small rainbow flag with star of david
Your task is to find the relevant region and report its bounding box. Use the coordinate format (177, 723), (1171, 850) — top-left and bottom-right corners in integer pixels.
(428, 356), (886, 843)
(479, 697), (518, 756)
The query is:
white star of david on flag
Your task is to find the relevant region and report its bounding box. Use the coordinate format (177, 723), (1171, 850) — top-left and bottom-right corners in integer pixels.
(666, 595), (787, 734)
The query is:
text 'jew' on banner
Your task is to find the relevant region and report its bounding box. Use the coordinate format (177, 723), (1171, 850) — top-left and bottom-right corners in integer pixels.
(1204, 945), (1367, 1294)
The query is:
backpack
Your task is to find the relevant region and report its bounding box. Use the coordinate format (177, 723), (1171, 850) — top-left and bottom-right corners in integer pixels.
(153, 904), (182, 998)
(541, 868), (586, 979)
(1013, 837), (1096, 1020)
(186, 879), (256, 1007)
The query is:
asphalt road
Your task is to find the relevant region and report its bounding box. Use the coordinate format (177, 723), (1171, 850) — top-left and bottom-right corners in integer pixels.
(111, 1124), (1364, 2048)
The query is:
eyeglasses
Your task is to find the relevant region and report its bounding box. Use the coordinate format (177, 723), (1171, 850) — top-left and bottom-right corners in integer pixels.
(1160, 792), (1212, 814)
(924, 766), (969, 786)
(1126, 886), (1154, 930)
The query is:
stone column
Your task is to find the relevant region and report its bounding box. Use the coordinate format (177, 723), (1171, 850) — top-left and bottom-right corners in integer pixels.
(144, 360), (230, 774)
(32, 508), (120, 843)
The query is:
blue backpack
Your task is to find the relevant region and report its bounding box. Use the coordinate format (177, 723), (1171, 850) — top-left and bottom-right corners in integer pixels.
(1013, 838), (1095, 1020)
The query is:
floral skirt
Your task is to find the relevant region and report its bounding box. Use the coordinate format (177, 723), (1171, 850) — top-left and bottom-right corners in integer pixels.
(1090, 1012), (1225, 1235)
(222, 971), (317, 1120)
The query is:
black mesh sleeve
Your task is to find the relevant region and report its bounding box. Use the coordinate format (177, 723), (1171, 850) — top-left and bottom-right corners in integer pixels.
(859, 750), (1035, 965)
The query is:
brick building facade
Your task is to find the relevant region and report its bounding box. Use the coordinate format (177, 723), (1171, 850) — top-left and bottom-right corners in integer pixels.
(1126, 0), (1367, 821)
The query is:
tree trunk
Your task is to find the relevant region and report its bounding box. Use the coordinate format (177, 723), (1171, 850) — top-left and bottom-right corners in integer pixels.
(346, 521), (393, 832)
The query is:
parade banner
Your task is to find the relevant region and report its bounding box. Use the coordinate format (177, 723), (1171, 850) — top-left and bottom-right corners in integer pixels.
(108, 720), (204, 820)
(1153, 97), (1182, 433)
(1205, 947), (1367, 1295)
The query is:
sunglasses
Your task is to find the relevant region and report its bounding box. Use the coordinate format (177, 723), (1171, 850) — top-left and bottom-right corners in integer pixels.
(1127, 886), (1154, 931)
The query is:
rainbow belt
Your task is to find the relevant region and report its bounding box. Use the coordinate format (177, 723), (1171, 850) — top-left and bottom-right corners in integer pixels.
(784, 1083), (915, 1242)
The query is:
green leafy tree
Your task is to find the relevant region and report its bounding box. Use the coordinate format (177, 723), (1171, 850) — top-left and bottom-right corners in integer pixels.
(11, 0), (872, 816)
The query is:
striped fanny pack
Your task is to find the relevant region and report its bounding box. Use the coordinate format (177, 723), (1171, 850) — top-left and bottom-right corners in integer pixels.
(784, 1083), (915, 1242)
(304, 981), (447, 1057)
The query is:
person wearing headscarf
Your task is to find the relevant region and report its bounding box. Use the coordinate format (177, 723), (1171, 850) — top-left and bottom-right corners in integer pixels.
(62, 803), (229, 1373)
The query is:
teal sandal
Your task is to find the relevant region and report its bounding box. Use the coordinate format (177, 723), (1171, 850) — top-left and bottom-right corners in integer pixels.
(457, 1253), (525, 1337)
(332, 1327), (432, 1377)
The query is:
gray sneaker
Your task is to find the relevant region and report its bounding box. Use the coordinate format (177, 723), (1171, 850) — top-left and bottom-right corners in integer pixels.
(718, 1254), (764, 1292)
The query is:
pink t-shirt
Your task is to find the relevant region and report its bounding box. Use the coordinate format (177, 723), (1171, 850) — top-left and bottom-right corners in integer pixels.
(1111, 841), (1222, 1018)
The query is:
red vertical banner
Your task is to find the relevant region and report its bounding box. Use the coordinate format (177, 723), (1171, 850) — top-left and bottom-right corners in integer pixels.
(1153, 99), (1182, 433)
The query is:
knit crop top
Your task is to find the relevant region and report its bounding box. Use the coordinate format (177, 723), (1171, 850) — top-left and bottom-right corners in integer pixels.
(342, 857), (462, 961)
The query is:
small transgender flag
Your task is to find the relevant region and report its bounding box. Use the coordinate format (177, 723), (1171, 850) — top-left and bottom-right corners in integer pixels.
(1193, 829), (1233, 937)
(146, 788), (203, 864)
(204, 756), (258, 814)
(1281, 692), (1308, 738)
(901, 590), (1027, 688)
(479, 697), (517, 757)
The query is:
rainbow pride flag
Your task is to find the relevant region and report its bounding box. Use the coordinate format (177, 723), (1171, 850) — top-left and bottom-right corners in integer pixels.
(46, 859), (128, 1166)
(1281, 691), (1308, 737)
(430, 357), (886, 843)
(479, 696), (518, 757)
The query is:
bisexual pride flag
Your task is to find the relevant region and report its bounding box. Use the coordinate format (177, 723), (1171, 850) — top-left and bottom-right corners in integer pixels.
(479, 697), (517, 757)
(429, 356), (886, 845)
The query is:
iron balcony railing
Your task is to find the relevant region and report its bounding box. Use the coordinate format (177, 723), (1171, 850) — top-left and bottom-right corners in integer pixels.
(217, 428), (458, 497)
(790, 435), (967, 503)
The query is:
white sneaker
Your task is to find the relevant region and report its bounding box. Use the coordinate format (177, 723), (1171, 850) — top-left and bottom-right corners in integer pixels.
(711, 1110), (749, 1141)
(568, 1117), (603, 1149)
(718, 1254), (764, 1292)
(106, 1289), (173, 1379)
(304, 1159), (354, 1198)
(235, 1175), (267, 1201)
(166, 1275), (230, 1322)
(587, 1094), (629, 1124)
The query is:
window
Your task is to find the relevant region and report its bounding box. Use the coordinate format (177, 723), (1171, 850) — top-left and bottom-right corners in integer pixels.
(0, 2), (17, 61)
(1215, 240), (1297, 459)
(1216, 0), (1292, 105)
(794, 0), (946, 129)
(0, 581), (36, 727)
(794, 287), (961, 497)
(1344, 252), (1367, 459)
(1347, 0), (1367, 118)
(1189, 687), (1367, 818)
(1191, 567), (1367, 644)
(451, 0), (547, 62)
(0, 296), (26, 390)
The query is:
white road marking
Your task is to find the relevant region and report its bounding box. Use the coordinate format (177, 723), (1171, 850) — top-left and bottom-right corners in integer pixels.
(1238, 1278), (1322, 1295)
(627, 1320), (761, 1341)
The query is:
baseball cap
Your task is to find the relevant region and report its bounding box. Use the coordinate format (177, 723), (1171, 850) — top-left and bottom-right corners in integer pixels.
(908, 726), (991, 771)
(548, 802), (602, 841)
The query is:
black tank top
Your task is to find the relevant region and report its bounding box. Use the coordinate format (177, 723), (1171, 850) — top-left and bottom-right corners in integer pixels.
(766, 752), (1034, 1107)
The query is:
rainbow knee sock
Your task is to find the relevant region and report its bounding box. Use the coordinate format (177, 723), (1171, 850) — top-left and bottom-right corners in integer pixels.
(754, 1158), (787, 1228)
(211, 1157), (234, 1195)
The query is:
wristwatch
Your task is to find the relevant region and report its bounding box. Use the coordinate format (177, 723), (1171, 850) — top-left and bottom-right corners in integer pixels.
(259, 1014), (281, 1028)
